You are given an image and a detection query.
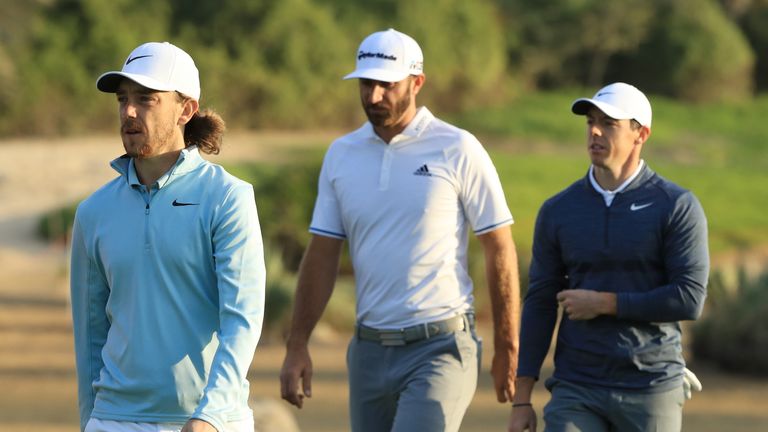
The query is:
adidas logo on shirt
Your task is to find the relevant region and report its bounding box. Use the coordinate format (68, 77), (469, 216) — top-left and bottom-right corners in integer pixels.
(413, 164), (432, 176)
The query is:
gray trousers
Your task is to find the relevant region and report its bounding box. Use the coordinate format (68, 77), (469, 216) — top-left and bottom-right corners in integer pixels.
(347, 328), (480, 432)
(543, 377), (685, 432)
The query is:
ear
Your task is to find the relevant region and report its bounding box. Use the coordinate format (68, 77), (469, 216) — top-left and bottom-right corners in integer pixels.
(635, 125), (651, 146)
(178, 98), (199, 126)
(411, 74), (426, 96)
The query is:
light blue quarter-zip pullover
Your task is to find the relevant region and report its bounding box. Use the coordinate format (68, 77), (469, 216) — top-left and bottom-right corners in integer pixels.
(70, 146), (265, 431)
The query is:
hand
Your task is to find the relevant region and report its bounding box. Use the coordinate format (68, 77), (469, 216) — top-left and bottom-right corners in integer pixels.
(556, 289), (615, 320)
(280, 344), (313, 408)
(508, 404), (537, 432)
(181, 419), (217, 432)
(491, 350), (517, 402)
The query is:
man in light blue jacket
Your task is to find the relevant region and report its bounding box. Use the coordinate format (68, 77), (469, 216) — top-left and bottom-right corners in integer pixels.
(70, 41), (265, 432)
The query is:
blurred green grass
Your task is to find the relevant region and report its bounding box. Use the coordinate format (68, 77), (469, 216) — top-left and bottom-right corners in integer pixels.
(452, 90), (768, 170)
(486, 151), (768, 255)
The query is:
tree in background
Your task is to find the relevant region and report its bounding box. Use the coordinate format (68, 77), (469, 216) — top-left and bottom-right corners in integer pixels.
(1, 0), (171, 135)
(499, 0), (654, 89)
(395, 0), (509, 110)
(719, 0), (768, 91)
(0, 0), (766, 136)
(170, 0), (358, 129)
(608, 0), (754, 102)
(314, 0), (510, 114)
(501, 0), (755, 103)
(0, 1), (38, 134)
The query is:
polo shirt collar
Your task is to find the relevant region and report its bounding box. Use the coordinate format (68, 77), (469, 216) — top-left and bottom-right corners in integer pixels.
(399, 106), (433, 139)
(363, 106), (434, 144)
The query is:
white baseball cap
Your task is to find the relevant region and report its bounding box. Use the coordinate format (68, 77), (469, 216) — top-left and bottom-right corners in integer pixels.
(96, 42), (201, 100)
(571, 82), (652, 127)
(343, 28), (424, 82)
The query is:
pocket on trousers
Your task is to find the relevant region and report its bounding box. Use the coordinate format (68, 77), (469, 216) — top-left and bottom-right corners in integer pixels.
(451, 330), (479, 371)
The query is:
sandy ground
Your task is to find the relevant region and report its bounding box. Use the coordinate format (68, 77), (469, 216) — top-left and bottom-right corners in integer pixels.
(1, 133), (767, 431)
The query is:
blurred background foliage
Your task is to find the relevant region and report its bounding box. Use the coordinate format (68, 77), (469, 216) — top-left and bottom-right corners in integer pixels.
(3, 0), (768, 135)
(693, 268), (768, 375)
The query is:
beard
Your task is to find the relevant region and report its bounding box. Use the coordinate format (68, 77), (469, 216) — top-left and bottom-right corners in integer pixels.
(122, 118), (176, 159)
(363, 85), (412, 128)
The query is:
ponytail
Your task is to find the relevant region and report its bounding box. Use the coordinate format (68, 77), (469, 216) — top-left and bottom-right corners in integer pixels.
(184, 109), (226, 155)
(177, 92), (226, 155)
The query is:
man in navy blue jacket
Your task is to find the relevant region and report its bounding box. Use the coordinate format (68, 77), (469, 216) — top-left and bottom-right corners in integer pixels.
(508, 83), (709, 432)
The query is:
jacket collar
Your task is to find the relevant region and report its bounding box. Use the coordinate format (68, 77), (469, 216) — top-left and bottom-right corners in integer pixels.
(110, 146), (205, 189)
(583, 161), (655, 195)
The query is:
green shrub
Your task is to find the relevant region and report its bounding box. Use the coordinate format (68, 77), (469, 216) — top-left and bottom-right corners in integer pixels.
(692, 269), (768, 375)
(739, 2), (768, 92)
(230, 161), (322, 272)
(1, 0), (510, 135)
(502, 0), (655, 88)
(395, 0), (509, 110)
(610, 0), (755, 103)
(38, 203), (78, 244)
(261, 243), (297, 342)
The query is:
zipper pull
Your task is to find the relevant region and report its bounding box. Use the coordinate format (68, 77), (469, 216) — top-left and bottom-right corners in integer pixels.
(145, 203), (150, 215)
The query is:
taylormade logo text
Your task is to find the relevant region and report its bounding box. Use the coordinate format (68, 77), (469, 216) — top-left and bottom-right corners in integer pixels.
(358, 51), (397, 61)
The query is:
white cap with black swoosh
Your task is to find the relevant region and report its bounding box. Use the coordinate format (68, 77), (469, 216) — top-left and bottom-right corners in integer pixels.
(571, 82), (652, 127)
(96, 42), (200, 101)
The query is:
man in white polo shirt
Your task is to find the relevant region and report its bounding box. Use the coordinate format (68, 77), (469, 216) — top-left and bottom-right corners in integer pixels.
(279, 28), (521, 431)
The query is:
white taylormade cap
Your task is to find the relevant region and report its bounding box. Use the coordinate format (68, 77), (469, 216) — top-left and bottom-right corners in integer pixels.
(571, 82), (652, 127)
(343, 28), (424, 82)
(96, 42), (201, 100)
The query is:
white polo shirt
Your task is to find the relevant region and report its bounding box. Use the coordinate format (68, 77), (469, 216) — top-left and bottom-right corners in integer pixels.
(310, 107), (513, 328)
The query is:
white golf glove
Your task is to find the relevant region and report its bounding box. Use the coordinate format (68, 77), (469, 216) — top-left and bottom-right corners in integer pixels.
(682, 367), (702, 400)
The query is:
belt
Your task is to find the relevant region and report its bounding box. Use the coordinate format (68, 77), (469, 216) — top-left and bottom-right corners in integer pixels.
(356, 313), (474, 346)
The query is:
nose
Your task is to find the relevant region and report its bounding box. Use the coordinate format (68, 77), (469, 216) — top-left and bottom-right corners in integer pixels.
(121, 100), (138, 119)
(589, 123), (602, 137)
(367, 83), (385, 105)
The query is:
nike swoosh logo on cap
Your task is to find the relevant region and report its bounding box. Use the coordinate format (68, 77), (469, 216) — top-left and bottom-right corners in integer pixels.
(596, 91), (615, 97)
(126, 54), (152, 65)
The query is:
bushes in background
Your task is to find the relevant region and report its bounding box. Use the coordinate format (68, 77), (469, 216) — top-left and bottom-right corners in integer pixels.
(2, 0), (768, 136)
(607, 0), (754, 102)
(693, 269), (768, 375)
